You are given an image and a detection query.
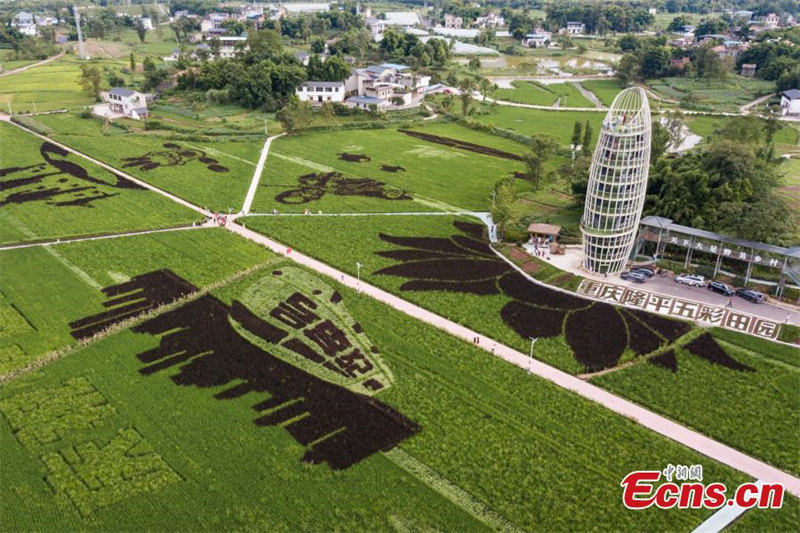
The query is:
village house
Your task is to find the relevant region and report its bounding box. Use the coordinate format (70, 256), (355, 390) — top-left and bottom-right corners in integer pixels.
(740, 63), (757, 77)
(339, 63), (429, 110)
(474, 12), (504, 29)
(444, 14), (462, 29)
(105, 88), (149, 120)
(366, 17), (385, 41)
(218, 36), (248, 59)
(346, 95), (389, 111)
(780, 89), (800, 116)
(12, 11), (37, 36)
(762, 13), (780, 29)
(296, 81), (345, 104)
(139, 17), (153, 31)
(522, 32), (551, 48)
(565, 21), (585, 35)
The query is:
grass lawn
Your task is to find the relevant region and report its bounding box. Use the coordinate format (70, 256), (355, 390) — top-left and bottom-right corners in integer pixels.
(470, 106), (605, 146)
(34, 113), (262, 212)
(0, 55), (119, 113)
(0, 122), (196, 244)
(0, 228), (273, 375)
(251, 123), (527, 213)
(591, 329), (800, 477)
(2, 260), (783, 532)
(494, 81), (595, 107)
(580, 79), (624, 107)
(686, 116), (800, 146)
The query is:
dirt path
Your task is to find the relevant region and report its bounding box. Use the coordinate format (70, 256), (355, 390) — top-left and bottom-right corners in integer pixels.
(0, 224), (207, 251)
(227, 221), (800, 499)
(482, 95), (606, 113)
(0, 51), (65, 78)
(740, 93), (776, 115)
(572, 81), (603, 108)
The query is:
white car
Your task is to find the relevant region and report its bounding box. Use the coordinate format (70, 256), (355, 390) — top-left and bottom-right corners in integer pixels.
(675, 274), (705, 287)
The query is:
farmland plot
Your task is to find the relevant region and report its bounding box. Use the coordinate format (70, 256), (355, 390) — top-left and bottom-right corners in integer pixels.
(0, 122), (195, 244)
(0, 229), (273, 374)
(4, 262), (789, 531)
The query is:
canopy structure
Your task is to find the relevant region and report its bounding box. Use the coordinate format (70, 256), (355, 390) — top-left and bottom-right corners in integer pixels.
(636, 216), (800, 296)
(527, 223), (562, 237)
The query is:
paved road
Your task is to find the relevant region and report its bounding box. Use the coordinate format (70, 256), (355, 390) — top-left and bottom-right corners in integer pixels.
(228, 221), (800, 499)
(0, 51), (65, 78)
(241, 133), (285, 215)
(619, 275), (799, 325)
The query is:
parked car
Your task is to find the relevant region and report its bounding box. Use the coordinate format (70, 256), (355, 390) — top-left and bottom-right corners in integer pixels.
(631, 268), (655, 278)
(707, 280), (734, 296)
(674, 274), (705, 287)
(736, 288), (766, 303)
(621, 271), (648, 283)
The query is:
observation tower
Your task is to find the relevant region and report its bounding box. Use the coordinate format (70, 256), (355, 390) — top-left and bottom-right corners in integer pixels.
(580, 87), (652, 275)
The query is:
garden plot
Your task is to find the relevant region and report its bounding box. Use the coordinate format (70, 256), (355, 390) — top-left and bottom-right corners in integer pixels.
(0, 122), (195, 244)
(5, 261), (788, 532)
(34, 113), (262, 211)
(252, 124), (527, 212)
(0, 228), (273, 375)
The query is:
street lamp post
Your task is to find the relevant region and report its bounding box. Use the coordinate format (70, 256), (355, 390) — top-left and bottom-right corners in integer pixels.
(356, 262), (362, 293)
(528, 337), (538, 374)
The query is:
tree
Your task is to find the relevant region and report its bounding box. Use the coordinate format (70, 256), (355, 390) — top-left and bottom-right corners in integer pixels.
(777, 66), (800, 92)
(651, 120), (671, 162)
(640, 47), (670, 79)
(582, 121), (594, 156)
(135, 22), (147, 43)
(663, 111), (685, 153)
(468, 57), (481, 70)
(571, 121), (583, 149)
(129, 52), (135, 73)
(276, 96), (313, 132)
(490, 177), (518, 239)
(478, 77), (495, 104)
(78, 63), (102, 98)
(523, 135), (558, 190)
(615, 54), (639, 86)
(695, 18), (727, 38)
(458, 77), (475, 116)
(310, 38), (325, 54)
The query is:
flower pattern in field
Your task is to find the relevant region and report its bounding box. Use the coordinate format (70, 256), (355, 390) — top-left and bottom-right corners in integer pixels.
(375, 221), (747, 372)
(275, 172), (411, 205)
(0, 142), (144, 207)
(121, 143), (228, 173)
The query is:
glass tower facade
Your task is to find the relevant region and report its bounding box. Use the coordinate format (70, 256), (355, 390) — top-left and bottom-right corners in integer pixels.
(580, 87), (652, 275)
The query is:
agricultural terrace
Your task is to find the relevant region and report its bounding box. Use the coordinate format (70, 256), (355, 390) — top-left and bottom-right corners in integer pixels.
(250, 123), (530, 213)
(5, 260), (793, 531)
(0, 56), (123, 113)
(0, 229), (272, 375)
(646, 76), (776, 114)
(493, 81), (597, 108)
(580, 79), (625, 107)
(32, 113), (262, 211)
(0, 122), (196, 244)
(244, 214), (799, 474)
(468, 105), (606, 147)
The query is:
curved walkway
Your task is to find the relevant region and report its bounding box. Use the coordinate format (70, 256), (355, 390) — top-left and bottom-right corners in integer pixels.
(0, 51), (65, 78)
(228, 221), (800, 499)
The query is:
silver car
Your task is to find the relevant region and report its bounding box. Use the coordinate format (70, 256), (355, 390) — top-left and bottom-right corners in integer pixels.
(675, 274), (705, 287)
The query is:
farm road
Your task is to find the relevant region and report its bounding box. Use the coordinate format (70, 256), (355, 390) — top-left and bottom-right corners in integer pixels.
(6, 115), (800, 503)
(241, 133), (285, 214)
(227, 220), (800, 500)
(0, 51), (65, 78)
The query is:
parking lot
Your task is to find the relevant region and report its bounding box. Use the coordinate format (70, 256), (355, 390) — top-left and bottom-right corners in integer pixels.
(618, 274), (799, 325)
